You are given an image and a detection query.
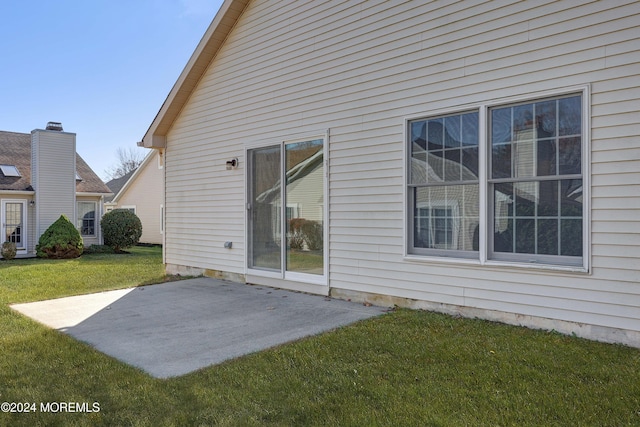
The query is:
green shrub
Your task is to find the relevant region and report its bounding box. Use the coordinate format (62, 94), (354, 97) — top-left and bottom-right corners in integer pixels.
(1, 241), (17, 260)
(301, 220), (323, 251)
(101, 209), (143, 253)
(287, 218), (323, 251)
(36, 215), (83, 258)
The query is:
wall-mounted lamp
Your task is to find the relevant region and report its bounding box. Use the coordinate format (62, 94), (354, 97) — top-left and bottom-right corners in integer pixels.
(226, 158), (238, 170)
(29, 200), (35, 207)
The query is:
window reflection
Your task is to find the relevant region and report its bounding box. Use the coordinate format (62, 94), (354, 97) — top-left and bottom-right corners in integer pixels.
(285, 140), (324, 275)
(493, 180), (582, 256)
(4, 202), (23, 247)
(490, 94), (582, 259)
(414, 185), (479, 251)
(410, 112), (479, 185)
(491, 95), (581, 180)
(250, 145), (282, 271)
(410, 111), (479, 254)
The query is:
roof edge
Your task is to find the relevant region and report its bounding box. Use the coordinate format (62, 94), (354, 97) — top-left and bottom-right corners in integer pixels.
(77, 192), (114, 197)
(141, 0), (250, 148)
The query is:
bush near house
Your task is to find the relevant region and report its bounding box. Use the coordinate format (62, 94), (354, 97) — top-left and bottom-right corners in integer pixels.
(101, 209), (143, 253)
(288, 218), (323, 251)
(36, 215), (83, 259)
(288, 218), (306, 249)
(1, 241), (17, 260)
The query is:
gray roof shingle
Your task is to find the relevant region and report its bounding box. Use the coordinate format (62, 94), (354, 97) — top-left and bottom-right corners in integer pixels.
(104, 167), (137, 202)
(0, 130), (112, 194)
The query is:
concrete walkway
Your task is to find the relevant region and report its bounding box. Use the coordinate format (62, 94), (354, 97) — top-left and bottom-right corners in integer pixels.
(11, 278), (384, 378)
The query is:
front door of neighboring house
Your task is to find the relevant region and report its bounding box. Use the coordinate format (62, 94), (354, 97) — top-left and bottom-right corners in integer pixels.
(1, 200), (27, 253)
(247, 137), (327, 289)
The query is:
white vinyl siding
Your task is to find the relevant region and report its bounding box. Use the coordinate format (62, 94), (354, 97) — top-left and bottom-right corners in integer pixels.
(163, 0), (640, 345)
(31, 130), (76, 240)
(110, 151), (164, 245)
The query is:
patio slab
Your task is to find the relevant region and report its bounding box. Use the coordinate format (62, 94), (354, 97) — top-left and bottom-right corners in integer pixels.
(11, 278), (384, 378)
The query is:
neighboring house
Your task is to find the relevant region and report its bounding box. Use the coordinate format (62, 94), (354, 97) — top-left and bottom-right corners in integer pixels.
(140, 1), (640, 347)
(105, 150), (164, 244)
(0, 123), (112, 257)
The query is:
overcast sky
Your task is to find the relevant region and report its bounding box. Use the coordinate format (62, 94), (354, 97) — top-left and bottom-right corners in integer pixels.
(0, 0), (224, 180)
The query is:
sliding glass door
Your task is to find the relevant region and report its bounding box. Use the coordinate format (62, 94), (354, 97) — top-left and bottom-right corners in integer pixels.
(248, 138), (325, 282)
(248, 145), (282, 271)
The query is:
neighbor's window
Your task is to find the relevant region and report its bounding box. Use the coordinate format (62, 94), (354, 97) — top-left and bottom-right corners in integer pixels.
(408, 111), (479, 256)
(407, 92), (584, 267)
(490, 94), (583, 264)
(77, 201), (96, 236)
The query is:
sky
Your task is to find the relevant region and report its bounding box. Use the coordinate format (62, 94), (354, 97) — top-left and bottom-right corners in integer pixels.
(0, 0), (224, 181)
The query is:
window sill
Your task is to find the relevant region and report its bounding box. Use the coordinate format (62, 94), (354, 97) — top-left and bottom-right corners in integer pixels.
(404, 254), (481, 267)
(403, 254), (589, 274)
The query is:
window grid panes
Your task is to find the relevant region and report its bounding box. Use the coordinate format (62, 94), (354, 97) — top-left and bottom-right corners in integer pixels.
(4, 202), (24, 247)
(77, 202), (96, 236)
(490, 94), (583, 263)
(409, 111), (479, 255)
(407, 92), (584, 266)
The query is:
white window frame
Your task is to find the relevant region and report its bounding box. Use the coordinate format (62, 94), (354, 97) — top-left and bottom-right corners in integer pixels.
(407, 109), (480, 258)
(1, 199), (27, 253)
(77, 201), (97, 237)
(404, 85), (591, 272)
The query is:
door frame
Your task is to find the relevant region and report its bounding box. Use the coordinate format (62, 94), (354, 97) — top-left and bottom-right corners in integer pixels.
(1, 199), (28, 255)
(245, 131), (329, 294)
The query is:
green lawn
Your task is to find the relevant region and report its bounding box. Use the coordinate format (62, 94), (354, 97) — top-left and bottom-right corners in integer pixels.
(1, 246), (639, 426)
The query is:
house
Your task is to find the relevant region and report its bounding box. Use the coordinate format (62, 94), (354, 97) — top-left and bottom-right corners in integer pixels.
(105, 150), (164, 244)
(0, 123), (112, 257)
(140, 1), (640, 347)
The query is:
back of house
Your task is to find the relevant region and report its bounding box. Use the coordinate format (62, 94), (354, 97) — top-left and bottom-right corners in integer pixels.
(142, 0), (640, 347)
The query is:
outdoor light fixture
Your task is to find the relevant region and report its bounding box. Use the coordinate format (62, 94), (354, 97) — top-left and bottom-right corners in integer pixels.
(29, 200), (35, 207)
(226, 158), (238, 170)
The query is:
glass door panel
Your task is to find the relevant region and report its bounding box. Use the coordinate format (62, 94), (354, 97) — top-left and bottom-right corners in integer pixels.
(3, 201), (25, 250)
(285, 139), (324, 275)
(248, 145), (282, 272)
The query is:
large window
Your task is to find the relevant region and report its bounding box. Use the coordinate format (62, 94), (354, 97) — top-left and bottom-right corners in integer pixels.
(77, 202), (96, 236)
(408, 92), (585, 267)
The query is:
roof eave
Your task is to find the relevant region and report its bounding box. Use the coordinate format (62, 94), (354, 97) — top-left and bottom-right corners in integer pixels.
(141, 0), (250, 149)
(77, 192), (114, 198)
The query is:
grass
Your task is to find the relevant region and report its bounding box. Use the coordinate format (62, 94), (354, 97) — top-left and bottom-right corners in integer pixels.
(0, 245), (168, 304)
(1, 246), (639, 426)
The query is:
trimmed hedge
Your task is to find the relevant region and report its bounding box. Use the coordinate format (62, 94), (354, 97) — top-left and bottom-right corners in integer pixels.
(36, 215), (83, 258)
(101, 209), (142, 253)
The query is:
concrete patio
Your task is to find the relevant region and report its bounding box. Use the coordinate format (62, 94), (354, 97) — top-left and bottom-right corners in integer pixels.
(11, 278), (385, 378)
